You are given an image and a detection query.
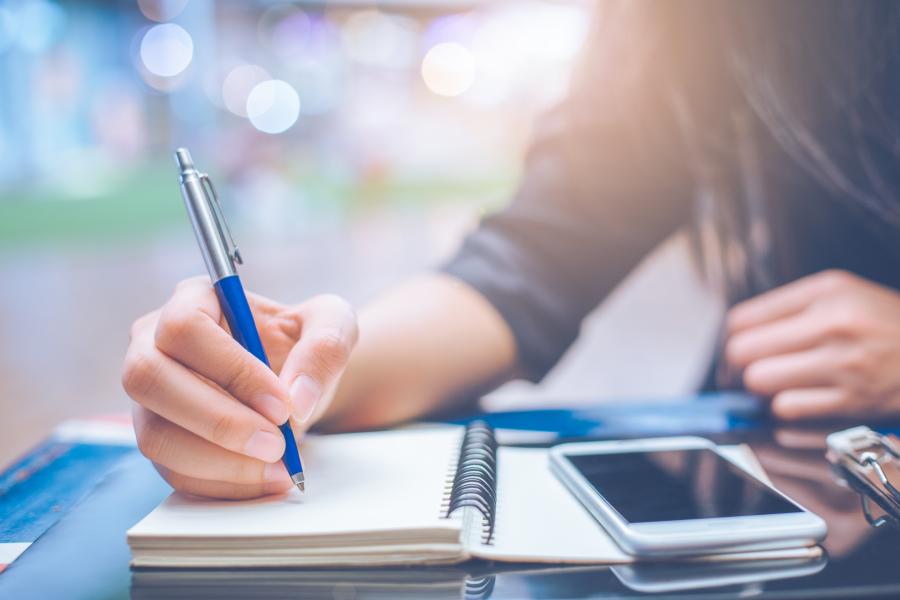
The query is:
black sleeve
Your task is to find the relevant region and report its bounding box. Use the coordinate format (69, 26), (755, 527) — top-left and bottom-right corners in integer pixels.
(442, 9), (706, 381)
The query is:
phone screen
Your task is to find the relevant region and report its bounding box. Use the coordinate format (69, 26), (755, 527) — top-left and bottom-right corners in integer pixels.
(565, 448), (802, 523)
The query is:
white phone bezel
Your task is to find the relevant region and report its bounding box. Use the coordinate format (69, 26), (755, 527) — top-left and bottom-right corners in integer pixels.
(549, 436), (827, 557)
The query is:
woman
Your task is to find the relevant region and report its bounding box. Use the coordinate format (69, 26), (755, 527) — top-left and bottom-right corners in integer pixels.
(122, 1), (900, 498)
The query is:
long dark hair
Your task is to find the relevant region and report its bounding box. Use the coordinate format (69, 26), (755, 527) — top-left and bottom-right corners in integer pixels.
(722, 1), (900, 227)
(573, 0), (900, 301)
(566, 0), (900, 234)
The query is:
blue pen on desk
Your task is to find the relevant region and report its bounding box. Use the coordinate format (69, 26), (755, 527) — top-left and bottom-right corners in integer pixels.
(174, 147), (305, 493)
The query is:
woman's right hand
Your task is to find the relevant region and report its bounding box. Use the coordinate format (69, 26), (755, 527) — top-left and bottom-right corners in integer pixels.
(122, 276), (358, 499)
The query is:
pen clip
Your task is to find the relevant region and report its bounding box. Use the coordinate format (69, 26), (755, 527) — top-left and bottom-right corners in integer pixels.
(199, 173), (243, 266)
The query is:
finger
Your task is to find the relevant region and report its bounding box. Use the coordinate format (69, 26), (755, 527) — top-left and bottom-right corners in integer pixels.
(770, 388), (849, 421)
(129, 309), (161, 342)
(725, 311), (829, 369)
(727, 271), (843, 333)
(155, 465), (292, 500)
(155, 278), (291, 425)
(123, 329), (285, 463)
(743, 348), (837, 396)
(279, 295), (358, 425)
(134, 405), (292, 486)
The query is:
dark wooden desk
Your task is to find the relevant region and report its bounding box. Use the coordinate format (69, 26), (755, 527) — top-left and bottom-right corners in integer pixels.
(3, 406), (900, 599)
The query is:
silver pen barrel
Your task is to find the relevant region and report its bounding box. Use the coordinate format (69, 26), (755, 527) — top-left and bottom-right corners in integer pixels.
(175, 148), (237, 283)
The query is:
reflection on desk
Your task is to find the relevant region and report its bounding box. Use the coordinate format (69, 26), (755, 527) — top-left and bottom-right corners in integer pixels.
(611, 554), (827, 594)
(130, 557), (828, 600)
(132, 565), (499, 600)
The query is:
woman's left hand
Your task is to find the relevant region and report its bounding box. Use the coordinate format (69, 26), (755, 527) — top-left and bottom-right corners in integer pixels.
(726, 269), (900, 420)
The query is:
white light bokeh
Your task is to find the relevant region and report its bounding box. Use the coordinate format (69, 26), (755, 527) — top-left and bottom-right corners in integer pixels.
(137, 0), (188, 23)
(246, 80), (300, 134)
(222, 64), (270, 117)
(341, 10), (418, 70)
(464, 3), (588, 107)
(421, 42), (476, 98)
(139, 23), (193, 78)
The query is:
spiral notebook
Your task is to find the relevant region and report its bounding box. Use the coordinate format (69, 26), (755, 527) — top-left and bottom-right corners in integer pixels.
(128, 423), (820, 568)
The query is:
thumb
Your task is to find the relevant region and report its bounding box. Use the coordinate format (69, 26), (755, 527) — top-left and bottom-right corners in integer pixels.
(279, 295), (358, 427)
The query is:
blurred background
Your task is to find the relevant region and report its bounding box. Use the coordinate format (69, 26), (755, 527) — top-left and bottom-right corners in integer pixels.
(0, 0), (720, 467)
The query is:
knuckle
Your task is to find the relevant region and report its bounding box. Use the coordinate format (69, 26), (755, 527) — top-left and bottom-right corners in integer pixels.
(122, 348), (163, 398)
(825, 306), (863, 337)
(219, 351), (258, 396)
(308, 295), (358, 334)
(155, 306), (203, 352)
(313, 293), (354, 313)
(238, 461), (266, 485)
(309, 331), (351, 374)
(175, 276), (207, 291)
(819, 269), (852, 290)
(840, 347), (875, 386)
(209, 412), (240, 448)
(129, 313), (153, 341)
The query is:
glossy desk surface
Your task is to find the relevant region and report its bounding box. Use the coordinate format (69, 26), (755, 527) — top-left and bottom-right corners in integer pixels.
(3, 402), (900, 599)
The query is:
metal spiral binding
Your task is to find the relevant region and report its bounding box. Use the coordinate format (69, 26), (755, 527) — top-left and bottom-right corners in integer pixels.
(464, 574), (496, 600)
(442, 421), (498, 545)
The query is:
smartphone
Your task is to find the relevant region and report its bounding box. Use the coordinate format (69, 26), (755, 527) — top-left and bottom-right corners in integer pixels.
(549, 436), (827, 557)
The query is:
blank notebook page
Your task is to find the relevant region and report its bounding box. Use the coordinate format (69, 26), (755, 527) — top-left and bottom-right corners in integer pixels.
(129, 427), (463, 541)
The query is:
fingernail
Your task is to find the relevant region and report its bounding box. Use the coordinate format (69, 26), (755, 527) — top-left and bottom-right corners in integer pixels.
(290, 375), (321, 423)
(244, 430), (284, 462)
(257, 393), (290, 425)
(263, 462), (290, 483)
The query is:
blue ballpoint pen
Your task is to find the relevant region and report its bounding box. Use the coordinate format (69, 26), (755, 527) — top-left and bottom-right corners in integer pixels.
(174, 147), (305, 493)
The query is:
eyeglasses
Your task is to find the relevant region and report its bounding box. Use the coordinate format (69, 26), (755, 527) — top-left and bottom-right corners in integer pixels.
(827, 426), (900, 529)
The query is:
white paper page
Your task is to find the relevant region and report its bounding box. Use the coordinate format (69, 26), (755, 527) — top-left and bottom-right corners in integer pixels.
(473, 445), (786, 564)
(475, 447), (631, 563)
(129, 427), (463, 541)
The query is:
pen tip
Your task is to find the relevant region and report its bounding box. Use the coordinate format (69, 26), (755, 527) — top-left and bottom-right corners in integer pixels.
(291, 472), (305, 494)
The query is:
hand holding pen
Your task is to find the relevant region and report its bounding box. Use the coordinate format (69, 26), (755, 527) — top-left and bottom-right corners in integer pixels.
(121, 149), (358, 499)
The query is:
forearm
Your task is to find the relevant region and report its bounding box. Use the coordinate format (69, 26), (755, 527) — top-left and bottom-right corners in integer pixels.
(318, 273), (517, 430)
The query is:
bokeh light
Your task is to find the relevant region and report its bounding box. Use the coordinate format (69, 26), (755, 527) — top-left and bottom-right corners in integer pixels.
(246, 80), (301, 134)
(258, 4), (311, 60)
(139, 23), (193, 78)
(0, 1), (594, 470)
(222, 64), (270, 117)
(464, 3), (588, 108)
(17, 0), (67, 54)
(137, 0), (188, 23)
(421, 42), (476, 98)
(341, 10), (418, 70)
